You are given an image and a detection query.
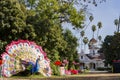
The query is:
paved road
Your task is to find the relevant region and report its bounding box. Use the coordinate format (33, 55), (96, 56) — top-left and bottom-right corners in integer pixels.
(1, 73), (120, 80)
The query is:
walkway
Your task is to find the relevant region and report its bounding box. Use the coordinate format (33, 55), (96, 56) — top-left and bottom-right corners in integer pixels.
(1, 73), (120, 80)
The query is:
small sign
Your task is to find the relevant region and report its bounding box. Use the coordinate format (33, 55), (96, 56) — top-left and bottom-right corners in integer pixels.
(60, 67), (65, 75)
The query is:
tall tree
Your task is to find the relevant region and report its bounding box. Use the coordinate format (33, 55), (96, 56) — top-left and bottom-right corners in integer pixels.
(27, 0), (86, 59)
(80, 30), (85, 51)
(0, 0), (36, 42)
(102, 33), (120, 65)
(84, 15), (94, 31)
(97, 21), (102, 39)
(62, 29), (79, 69)
(114, 17), (120, 33)
(98, 35), (102, 42)
(42, 25), (67, 61)
(91, 25), (96, 38)
(89, 15), (94, 22)
(83, 37), (89, 51)
(0, 0), (36, 54)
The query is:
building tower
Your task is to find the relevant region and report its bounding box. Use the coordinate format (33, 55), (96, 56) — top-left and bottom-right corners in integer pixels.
(88, 38), (99, 57)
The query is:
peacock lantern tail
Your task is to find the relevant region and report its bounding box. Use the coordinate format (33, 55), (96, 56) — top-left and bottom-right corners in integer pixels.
(1, 40), (52, 77)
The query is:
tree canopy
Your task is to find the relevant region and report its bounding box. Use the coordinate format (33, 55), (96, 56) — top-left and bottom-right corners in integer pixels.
(61, 29), (79, 69)
(102, 33), (120, 65)
(0, 0), (36, 43)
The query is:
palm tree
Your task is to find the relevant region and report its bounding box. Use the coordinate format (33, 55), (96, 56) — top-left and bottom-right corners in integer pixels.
(98, 35), (102, 45)
(89, 15), (94, 22)
(83, 37), (89, 51)
(80, 30), (85, 37)
(114, 18), (120, 33)
(84, 16), (94, 31)
(98, 35), (102, 42)
(92, 25), (96, 38)
(97, 22), (102, 39)
(80, 30), (85, 51)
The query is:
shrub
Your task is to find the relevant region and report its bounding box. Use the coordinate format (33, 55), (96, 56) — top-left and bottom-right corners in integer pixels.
(96, 67), (111, 71)
(0, 40), (7, 54)
(50, 62), (60, 75)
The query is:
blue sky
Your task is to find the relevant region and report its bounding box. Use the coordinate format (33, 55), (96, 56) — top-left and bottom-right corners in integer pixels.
(83, 0), (120, 53)
(87, 0), (120, 39)
(84, 0), (120, 53)
(63, 0), (120, 53)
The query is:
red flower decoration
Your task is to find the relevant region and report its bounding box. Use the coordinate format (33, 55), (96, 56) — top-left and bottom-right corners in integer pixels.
(70, 69), (78, 74)
(0, 60), (2, 65)
(54, 61), (62, 66)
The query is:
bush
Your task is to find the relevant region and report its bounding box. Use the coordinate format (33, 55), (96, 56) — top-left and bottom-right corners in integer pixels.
(50, 63), (60, 75)
(0, 40), (7, 54)
(96, 67), (111, 71)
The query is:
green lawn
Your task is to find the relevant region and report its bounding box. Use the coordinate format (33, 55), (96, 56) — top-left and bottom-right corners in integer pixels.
(11, 73), (88, 79)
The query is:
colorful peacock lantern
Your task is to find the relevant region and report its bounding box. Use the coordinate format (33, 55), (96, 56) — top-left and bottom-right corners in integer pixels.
(1, 40), (51, 77)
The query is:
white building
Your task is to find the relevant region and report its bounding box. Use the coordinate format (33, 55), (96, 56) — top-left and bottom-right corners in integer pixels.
(79, 38), (105, 70)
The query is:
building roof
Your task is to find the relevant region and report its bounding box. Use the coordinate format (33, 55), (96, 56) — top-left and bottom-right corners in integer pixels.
(86, 53), (104, 60)
(89, 46), (99, 49)
(89, 38), (97, 44)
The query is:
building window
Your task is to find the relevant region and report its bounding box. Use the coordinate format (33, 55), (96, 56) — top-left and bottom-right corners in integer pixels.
(81, 56), (83, 59)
